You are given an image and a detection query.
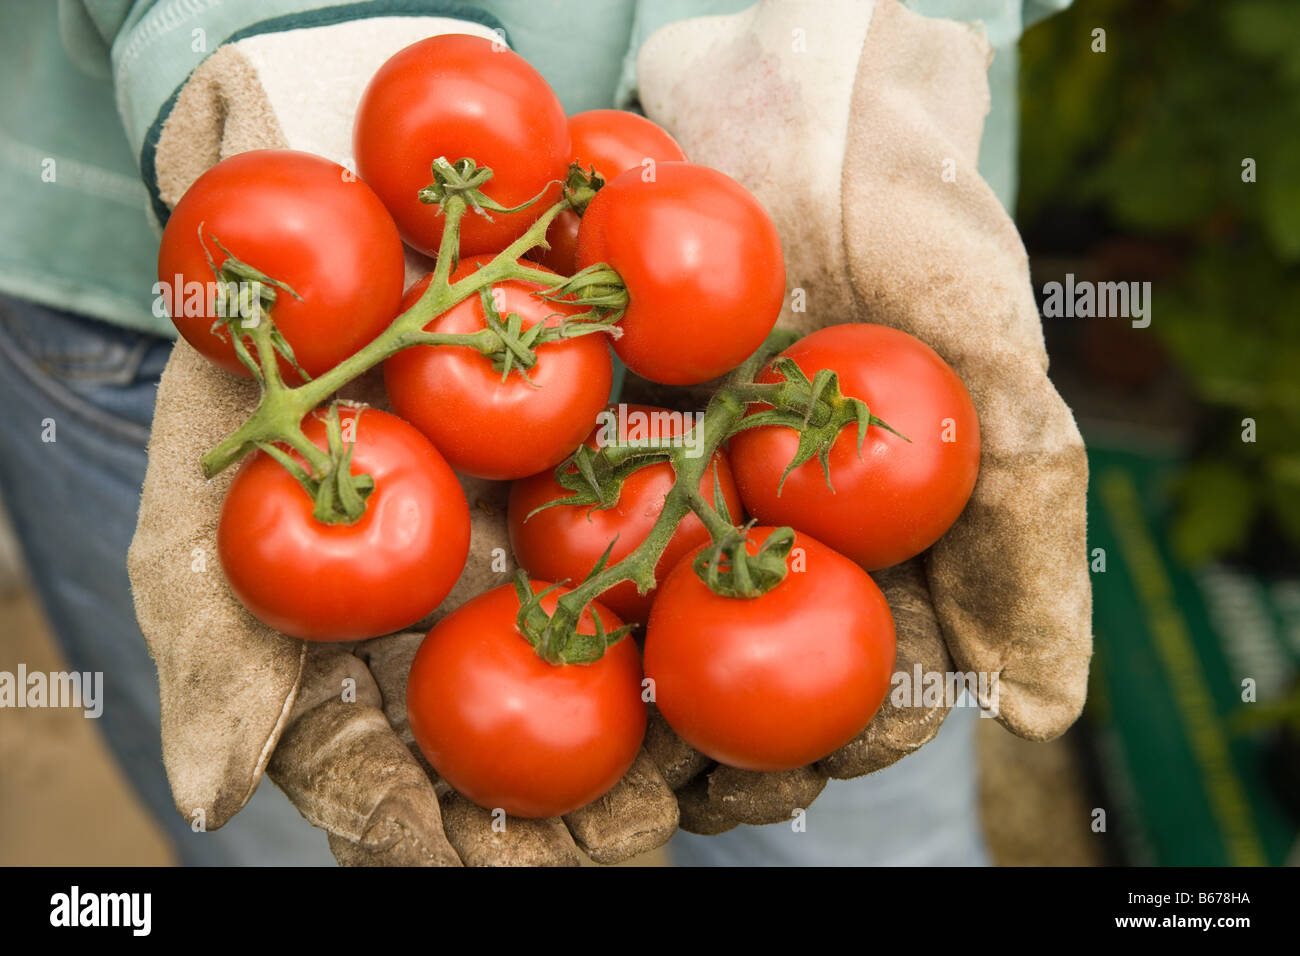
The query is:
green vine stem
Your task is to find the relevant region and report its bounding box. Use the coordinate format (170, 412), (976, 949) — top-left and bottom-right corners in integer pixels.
(198, 160), (615, 498)
(514, 323), (911, 660)
(515, 329), (812, 658)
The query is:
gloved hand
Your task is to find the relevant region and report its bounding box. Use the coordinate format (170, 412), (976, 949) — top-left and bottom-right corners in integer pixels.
(127, 17), (679, 865)
(631, 0), (1091, 833)
(130, 339), (679, 864)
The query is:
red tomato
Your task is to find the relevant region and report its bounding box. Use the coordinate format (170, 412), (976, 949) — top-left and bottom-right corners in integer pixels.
(729, 324), (980, 570)
(218, 407), (469, 641)
(576, 162), (785, 385)
(383, 258), (613, 480)
(644, 528), (895, 771)
(158, 149), (405, 380)
(353, 34), (569, 257)
(535, 110), (687, 275)
(407, 581), (646, 818)
(508, 405), (743, 622)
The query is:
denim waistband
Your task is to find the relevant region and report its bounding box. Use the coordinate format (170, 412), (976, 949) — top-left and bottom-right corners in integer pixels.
(0, 295), (172, 444)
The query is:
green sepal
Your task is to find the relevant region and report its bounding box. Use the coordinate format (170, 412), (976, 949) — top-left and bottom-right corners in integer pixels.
(525, 442), (671, 520)
(562, 162), (605, 216)
(263, 403), (376, 526)
(478, 286), (542, 383)
(470, 284), (624, 386)
(537, 262), (628, 317)
(512, 569), (634, 666)
(693, 523), (796, 599)
(197, 225), (310, 384)
(732, 356), (909, 495)
(420, 156), (561, 225)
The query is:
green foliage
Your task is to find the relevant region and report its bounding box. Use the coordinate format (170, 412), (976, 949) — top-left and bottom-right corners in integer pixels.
(1020, 0), (1300, 564)
(1170, 461), (1257, 565)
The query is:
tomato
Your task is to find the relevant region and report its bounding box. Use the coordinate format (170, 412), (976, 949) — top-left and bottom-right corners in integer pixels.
(218, 407), (469, 641)
(508, 405), (743, 622)
(383, 258), (613, 480)
(407, 581), (646, 818)
(643, 528), (895, 771)
(575, 161), (785, 385)
(729, 324), (980, 570)
(568, 110), (688, 186)
(353, 34), (569, 258)
(534, 110), (686, 275)
(158, 149), (405, 380)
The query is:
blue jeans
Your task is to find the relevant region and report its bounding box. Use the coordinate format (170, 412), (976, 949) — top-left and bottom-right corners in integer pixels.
(668, 703), (991, 866)
(0, 296), (332, 866)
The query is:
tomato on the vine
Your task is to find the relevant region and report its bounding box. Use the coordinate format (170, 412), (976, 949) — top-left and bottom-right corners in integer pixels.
(383, 258), (613, 480)
(576, 161), (785, 385)
(353, 33), (569, 257)
(644, 528), (896, 772)
(218, 407), (470, 641)
(407, 581), (646, 818)
(158, 149), (405, 380)
(729, 324), (980, 570)
(534, 110), (686, 275)
(508, 405), (743, 622)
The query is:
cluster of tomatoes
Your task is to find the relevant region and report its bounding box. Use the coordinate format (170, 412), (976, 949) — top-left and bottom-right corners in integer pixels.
(158, 34), (981, 820)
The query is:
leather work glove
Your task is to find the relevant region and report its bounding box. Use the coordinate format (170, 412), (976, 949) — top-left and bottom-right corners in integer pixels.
(629, 0), (1091, 833)
(127, 16), (678, 866)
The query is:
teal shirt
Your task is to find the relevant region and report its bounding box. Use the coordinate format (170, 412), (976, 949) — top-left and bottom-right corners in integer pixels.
(0, 0), (1067, 336)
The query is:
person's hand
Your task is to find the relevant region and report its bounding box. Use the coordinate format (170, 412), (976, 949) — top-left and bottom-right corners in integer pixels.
(129, 337), (680, 865)
(127, 19), (680, 865)
(631, 0), (1091, 833)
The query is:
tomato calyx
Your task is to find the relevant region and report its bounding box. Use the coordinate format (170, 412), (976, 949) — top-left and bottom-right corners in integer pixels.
(692, 522), (795, 599)
(512, 571), (635, 665)
(418, 157), (601, 243)
(458, 285), (622, 385)
(418, 156), (516, 218)
(729, 357), (910, 493)
(538, 263), (629, 319)
(526, 441), (671, 518)
(561, 163), (604, 216)
(197, 225), (308, 383)
(254, 403), (376, 525)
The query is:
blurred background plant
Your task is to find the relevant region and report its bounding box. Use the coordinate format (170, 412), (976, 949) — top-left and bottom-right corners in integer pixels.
(1018, 0), (1300, 569)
